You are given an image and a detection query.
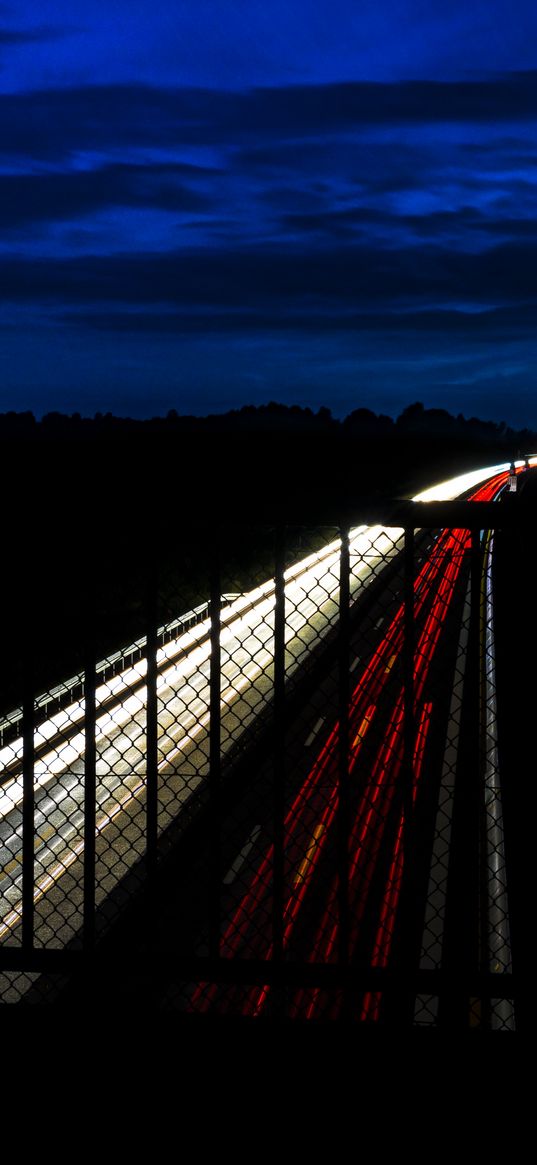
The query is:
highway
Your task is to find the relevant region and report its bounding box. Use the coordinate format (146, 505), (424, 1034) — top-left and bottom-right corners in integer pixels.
(188, 463), (529, 1026)
(0, 458), (530, 1020)
(0, 522), (408, 947)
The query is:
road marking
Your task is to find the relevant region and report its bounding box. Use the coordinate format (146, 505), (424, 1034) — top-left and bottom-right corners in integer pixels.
(294, 820), (325, 886)
(305, 717), (325, 747)
(352, 705), (375, 750)
(384, 654), (397, 675)
(375, 616), (385, 629)
(223, 825), (261, 885)
(350, 656), (361, 672)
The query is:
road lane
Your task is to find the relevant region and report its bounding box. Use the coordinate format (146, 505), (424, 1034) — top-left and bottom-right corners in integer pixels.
(1, 459), (530, 964)
(0, 524), (407, 942)
(190, 467), (520, 1022)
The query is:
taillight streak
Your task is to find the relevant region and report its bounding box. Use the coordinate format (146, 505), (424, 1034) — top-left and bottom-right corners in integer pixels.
(296, 529), (475, 1020)
(240, 529), (460, 1014)
(300, 534), (466, 975)
(360, 702), (433, 1023)
(190, 470), (509, 1016)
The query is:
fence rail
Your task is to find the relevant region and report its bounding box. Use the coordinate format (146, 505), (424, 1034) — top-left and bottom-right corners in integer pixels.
(0, 493), (530, 1030)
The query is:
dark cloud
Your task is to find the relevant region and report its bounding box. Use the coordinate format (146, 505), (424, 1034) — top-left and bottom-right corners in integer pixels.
(2, 73), (537, 162)
(56, 302), (537, 339)
(280, 207), (396, 238)
(401, 210), (537, 243)
(0, 245), (421, 308)
(279, 203), (537, 248)
(233, 73), (537, 134)
(3, 240), (537, 313)
(0, 162), (212, 230)
(472, 216), (537, 239)
(0, 84), (259, 162)
(2, 63), (537, 424)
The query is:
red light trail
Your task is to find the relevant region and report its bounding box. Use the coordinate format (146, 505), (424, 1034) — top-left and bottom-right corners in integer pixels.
(190, 470), (509, 1019)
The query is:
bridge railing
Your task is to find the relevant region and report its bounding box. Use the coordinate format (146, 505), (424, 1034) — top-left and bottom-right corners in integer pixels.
(0, 497), (529, 1031)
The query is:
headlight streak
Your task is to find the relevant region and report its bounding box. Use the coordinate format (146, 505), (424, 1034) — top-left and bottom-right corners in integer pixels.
(0, 769), (149, 941)
(0, 527), (391, 809)
(0, 527), (403, 938)
(0, 461), (521, 786)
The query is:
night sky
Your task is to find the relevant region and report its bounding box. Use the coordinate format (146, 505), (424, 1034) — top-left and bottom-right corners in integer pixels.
(2, 1), (537, 425)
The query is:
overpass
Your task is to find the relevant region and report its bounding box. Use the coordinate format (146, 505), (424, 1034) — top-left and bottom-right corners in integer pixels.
(0, 459), (534, 1032)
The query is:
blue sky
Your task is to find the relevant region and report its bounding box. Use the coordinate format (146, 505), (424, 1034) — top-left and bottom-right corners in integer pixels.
(2, 1), (537, 424)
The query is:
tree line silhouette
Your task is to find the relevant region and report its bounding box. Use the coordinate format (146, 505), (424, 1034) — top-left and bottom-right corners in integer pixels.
(0, 399), (533, 710)
(1, 399), (532, 516)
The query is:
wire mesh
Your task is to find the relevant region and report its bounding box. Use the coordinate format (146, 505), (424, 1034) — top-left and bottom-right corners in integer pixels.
(0, 493), (522, 1027)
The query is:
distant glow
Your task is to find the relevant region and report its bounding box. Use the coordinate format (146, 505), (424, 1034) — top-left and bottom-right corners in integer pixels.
(413, 456), (537, 501)
(413, 462), (508, 501)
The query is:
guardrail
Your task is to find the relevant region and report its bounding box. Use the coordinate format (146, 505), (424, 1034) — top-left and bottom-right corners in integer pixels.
(0, 601), (214, 751)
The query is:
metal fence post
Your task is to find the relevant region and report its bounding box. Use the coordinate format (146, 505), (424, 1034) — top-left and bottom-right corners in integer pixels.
(440, 526), (482, 1028)
(272, 525), (286, 972)
(83, 635), (96, 951)
(382, 524), (417, 1025)
(22, 672), (35, 952)
(338, 524), (350, 971)
(400, 524), (416, 1017)
(209, 528), (222, 960)
(403, 525), (415, 820)
(146, 555), (159, 882)
(1, 497), (523, 1026)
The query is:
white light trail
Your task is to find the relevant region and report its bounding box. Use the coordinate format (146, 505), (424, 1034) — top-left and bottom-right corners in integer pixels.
(1, 456), (533, 947)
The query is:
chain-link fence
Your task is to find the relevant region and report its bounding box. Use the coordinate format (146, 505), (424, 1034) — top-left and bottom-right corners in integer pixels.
(0, 483), (524, 1027)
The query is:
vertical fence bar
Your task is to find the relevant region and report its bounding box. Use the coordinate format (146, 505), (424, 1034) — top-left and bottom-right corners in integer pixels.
(272, 525), (286, 970)
(209, 527), (221, 960)
(22, 675), (35, 951)
(500, 502), (529, 1032)
(338, 524), (350, 970)
(440, 525), (482, 1028)
(403, 525), (415, 820)
(470, 526), (484, 1023)
(474, 523), (491, 1028)
(146, 556), (159, 881)
(392, 524), (416, 1022)
(83, 640), (96, 950)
